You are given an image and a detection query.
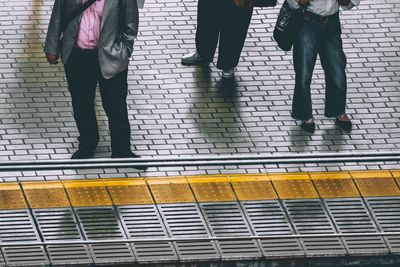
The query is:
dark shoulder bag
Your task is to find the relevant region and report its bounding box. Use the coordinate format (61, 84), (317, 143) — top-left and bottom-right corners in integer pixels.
(273, 1), (305, 51)
(234, 0), (277, 8)
(250, 0), (277, 7)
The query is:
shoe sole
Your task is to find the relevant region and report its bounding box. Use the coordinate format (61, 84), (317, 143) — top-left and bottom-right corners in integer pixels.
(222, 74), (234, 79)
(335, 120), (352, 132)
(181, 59), (210, 66)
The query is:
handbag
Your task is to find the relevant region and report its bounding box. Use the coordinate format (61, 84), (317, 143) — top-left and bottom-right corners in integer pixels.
(234, 0), (277, 8)
(273, 1), (304, 51)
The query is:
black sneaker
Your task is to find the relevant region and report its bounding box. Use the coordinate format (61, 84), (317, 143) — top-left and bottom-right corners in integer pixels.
(300, 120), (315, 133)
(71, 149), (94, 159)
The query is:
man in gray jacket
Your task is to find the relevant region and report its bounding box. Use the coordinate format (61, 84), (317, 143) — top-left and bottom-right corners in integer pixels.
(44, 0), (139, 159)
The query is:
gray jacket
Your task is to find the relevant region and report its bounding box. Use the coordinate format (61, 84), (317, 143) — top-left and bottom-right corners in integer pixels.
(44, 0), (139, 79)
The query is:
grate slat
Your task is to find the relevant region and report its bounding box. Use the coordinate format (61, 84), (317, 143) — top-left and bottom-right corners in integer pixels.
(0, 249), (4, 267)
(283, 199), (346, 256)
(365, 197), (400, 254)
(75, 207), (135, 264)
(241, 201), (305, 258)
(118, 205), (177, 263)
(0, 210), (49, 266)
(159, 203), (220, 261)
(33, 208), (92, 265)
(200, 202), (262, 260)
(324, 198), (389, 255)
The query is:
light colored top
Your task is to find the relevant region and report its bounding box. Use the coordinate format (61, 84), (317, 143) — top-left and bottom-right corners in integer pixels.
(75, 0), (106, 49)
(286, 0), (360, 16)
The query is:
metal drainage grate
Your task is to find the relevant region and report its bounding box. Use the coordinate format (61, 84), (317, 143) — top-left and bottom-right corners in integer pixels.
(241, 201), (305, 258)
(324, 198), (389, 255)
(75, 207), (135, 264)
(365, 197), (400, 254)
(159, 203), (220, 261)
(33, 208), (92, 265)
(118, 205), (178, 263)
(0, 210), (49, 266)
(0, 250), (5, 267)
(200, 202), (262, 260)
(283, 199), (346, 256)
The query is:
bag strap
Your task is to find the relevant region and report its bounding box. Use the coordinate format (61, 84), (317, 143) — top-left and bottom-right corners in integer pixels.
(61, 0), (97, 32)
(118, 0), (123, 35)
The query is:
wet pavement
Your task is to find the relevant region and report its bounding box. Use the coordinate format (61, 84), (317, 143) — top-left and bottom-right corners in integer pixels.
(0, 0), (399, 180)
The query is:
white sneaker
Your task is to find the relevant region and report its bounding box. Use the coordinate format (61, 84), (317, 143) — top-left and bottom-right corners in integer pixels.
(222, 68), (235, 79)
(181, 51), (203, 65)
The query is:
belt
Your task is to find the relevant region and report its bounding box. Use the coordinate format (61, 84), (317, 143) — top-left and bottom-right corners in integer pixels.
(303, 10), (338, 23)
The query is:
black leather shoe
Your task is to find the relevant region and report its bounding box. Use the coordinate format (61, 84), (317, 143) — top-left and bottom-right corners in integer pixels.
(112, 151), (147, 170)
(111, 151), (140, 159)
(335, 117), (352, 131)
(300, 121), (315, 133)
(71, 149), (94, 159)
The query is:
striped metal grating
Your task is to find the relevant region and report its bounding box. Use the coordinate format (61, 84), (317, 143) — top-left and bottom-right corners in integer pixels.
(365, 197), (400, 254)
(33, 208), (92, 265)
(241, 200), (305, 258)
(0, 197), (399, 265)
(118, 205), (178, 263)
(0, 210), (49, 266)
(74, 207), (135, 264)
(283, 199), (347, 256)
(324, 198), (389, 255)
(200, 202), (262, 260)
(0, 250), (4, 267)
(159, 203), (220, 261)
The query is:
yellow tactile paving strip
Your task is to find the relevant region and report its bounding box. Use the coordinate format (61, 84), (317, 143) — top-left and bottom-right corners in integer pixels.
(0, 170), (400, 209)
(63, 180), (113, 207)
(22, 181), (70, 209)
(310, 172), (360, 198)
(147, 177), (195, 203)
(105, 179), (154, 205)
(270, 173), (319, 199)
(0, 183), (27, 209)
(188, 176), (236, 202)
(229, 174), (277, 201)
(350, 170), (400, 197)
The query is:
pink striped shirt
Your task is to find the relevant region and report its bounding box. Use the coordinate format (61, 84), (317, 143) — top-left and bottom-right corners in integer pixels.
(75, 0), (106, 49)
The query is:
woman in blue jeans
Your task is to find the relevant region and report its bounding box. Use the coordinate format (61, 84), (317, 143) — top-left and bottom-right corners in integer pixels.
(288, 0), (360, 133)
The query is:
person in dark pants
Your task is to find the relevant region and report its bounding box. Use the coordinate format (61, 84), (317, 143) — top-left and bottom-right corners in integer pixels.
(288, 0), (360, 133)
(181, 0), (253, 79)
(44, 0), (140, 159)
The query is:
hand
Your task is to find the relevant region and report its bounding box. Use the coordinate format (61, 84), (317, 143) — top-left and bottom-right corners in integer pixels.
(337, 0), (351, 5)
(46, 53), (59, 65)
(298, 0), (310, 7)
(234, 0), (249, 7)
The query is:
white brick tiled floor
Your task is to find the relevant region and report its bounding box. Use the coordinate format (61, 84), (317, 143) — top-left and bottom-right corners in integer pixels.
(0, 0), (399, 180)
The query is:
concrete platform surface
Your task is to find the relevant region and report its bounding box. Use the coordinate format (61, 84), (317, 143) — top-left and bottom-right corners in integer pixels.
(0, 0), (399, 180)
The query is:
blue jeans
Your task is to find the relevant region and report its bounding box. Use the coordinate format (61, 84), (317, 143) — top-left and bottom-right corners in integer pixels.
(291, 12), (347, 120)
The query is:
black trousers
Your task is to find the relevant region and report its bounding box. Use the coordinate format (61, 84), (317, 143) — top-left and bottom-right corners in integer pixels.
(64, 47), (131, 154)
(195, 0), (253, 70)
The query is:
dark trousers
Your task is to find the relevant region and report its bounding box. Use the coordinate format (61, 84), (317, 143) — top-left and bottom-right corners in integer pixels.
(64, 47), (131, 153)
(292, 12), (347, 120)
(195, 0), (253, 70)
